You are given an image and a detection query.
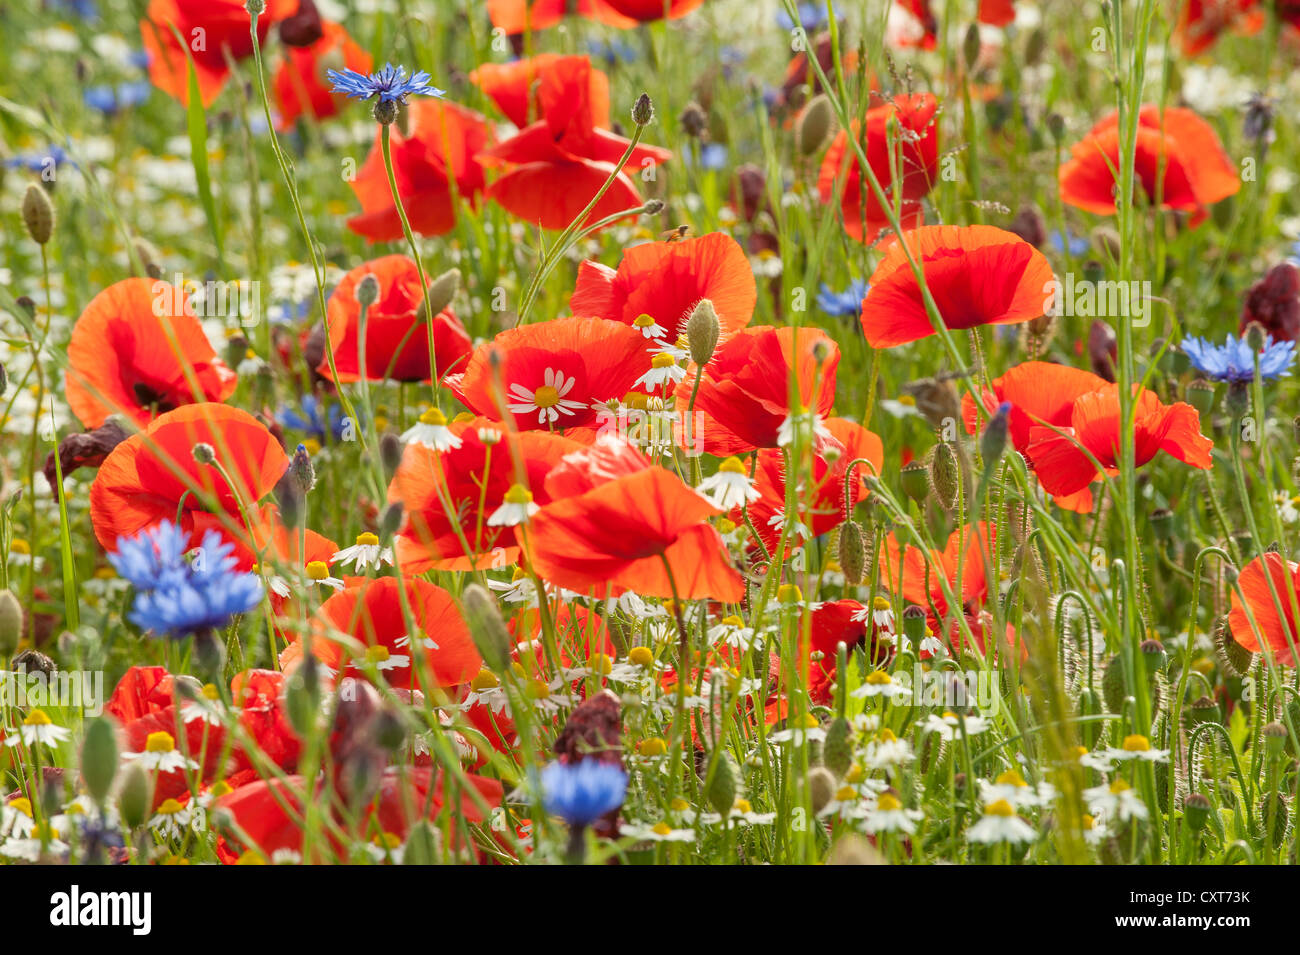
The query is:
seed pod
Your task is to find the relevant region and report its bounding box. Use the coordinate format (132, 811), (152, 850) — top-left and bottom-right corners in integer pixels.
(837, 520), (865, 585)
(421, 268), (461, 320)
(21, 183), (54, 244)
(402, 819), (443, 864)
(461, 584), (512, 673)
(706, 753), (736, 818)
(1183, 792), (1212, 832)
(80, 717), (118, 806)
(929, 442), (959, 509)
(118, 763), (152, 830)
(1100, 656), (1127, 715)
(686, 298), (721, 367)
(823, 716), (852, 778)
(900, 460), (930, 503)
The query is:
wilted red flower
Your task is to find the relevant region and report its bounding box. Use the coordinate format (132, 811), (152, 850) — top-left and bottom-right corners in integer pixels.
(1023, 385), (1214, 513)
(1228, 553), (1300, 666)
(319, 255), (472, 384)
(389, 418), (582, 571)
(347, 99), (495, 242)
(140, 0), (296, 106)
(1240, 262), (1300, 342)
(1058, 106), (1239, 221)
(570, 232), (756, 344)
(1175, 0), (1264, 56)
(677, 325), (840, 456)
(817, 93), (939, 243)
(477, 56), (671, 230)
(89, 403), (290, 552)
(526, 435), (745, 600)
(66, 278), (236, 430)
(281, 576), (481, 692)
(745, 417), (884, 554)
(272, 19), (372, 130)
(450, 317), (650, 431)
(858, 224), (1054, 348)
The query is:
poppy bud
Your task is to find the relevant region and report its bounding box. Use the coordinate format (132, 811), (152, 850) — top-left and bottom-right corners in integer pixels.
(705, 753), (736, 817)
(979, 401), (1012, 471)
(80, 717), (118, 807)
(1183, 792), (1211, 832)
(1260, 791), (1288, 848)
(686, 298), (720, 367)
(285, 651), (322, 738)
(1045, 112), (1065, 143)
(379, 432), (404, 478)
(192, 629), (225, 682)
(245, 0), (266, 14)
(0, 589), (21, 658)
(632, 92), (654, 127)
(837, 520), (865, 585)
(1140, 637), (1167, 676)
(807, 766), (836, 815)
(421, 268), (460, 321)
(192, 442), (216, 465)
(796, 94), (835, 157)
(642, 198), (665, 215)
(822, 716), (852, 778)
(1100, 656), (1127, 715)
(118, 763), (152, 830)
(679, 101), (708, 139)
(1184, 378), (1215, 418)
(1024, 27), (1047, 66)
(1149, 507), (1174, 543)
(373, 708), (407, 752)
(1007, 204), (1047, 249)
(962, 22), (981, 71)
(355, 273), (380, 309)
(929, 442), (959, 509)
(900, 460), (929, 503)
(461, 584), (512, 673)
(380, 501), (404, 539)
(1214, 616), (1253, 678)
(21, 183), (54, 245)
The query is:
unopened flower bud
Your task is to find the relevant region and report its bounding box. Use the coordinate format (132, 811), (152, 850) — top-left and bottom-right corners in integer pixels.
(838, 520), (866, 585)
(929, 442), (959, 509)
(421, 268), (461, 321)
(461, 584), (512, 672)
(355, 274), (380, 309)
(686, 298), (721, 366)
(21, 183), (54, 245)
(900, 460), (929, 503)
(0, 590), (21, 658)
(796, 94), (835, 156)
(632, 92), (654, 127)
(192, 442), (216, 465)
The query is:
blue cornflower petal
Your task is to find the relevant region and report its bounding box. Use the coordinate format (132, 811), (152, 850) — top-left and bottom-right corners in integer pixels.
(1183, 333), (1296, 383)
(327, 63), (445, 105)
(541, 759), (628, 827)
(817, 278), (871, 317)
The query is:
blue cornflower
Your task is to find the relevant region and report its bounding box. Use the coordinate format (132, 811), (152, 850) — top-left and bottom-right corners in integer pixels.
(327, 64), (444, 105)
(1049, 229), (1090, 257)
(541, 759), (628, 828)
(83, 81), (152, 115)
(585, 37), (639, 67)
(275, 394), (356, 441)
(817, 278), (871, 317)
(5, 144), (74, 176)
(684, 142), (728, 170)
(108, 521), (262, 639)
(776, 3), (829, 31)
(1182, 333), (1296, 383)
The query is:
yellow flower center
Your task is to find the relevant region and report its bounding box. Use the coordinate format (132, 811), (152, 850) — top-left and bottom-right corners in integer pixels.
(718, 456), (746, 474)
(236, 850), (266, 865)
(836, 785), (858, 801)
(638, 738), (668, 757)
(716, 518), (736, 533)
(873, 595), (892, 611)
(211, 780), (233, 798)
(503, 483), (533, 505)
(364, 645), (391, 664)
(984, 799), (1015, 818)
(720, 614), (743, 628)
(418, 407), (448, 426)
(355, 532), (379, 547)
(532, 384), (561, 408)
(797, 712), (820, 729)
(994, 769), (1027, 788)
(23, 709), (52, 726)
(844, 764), (865, 785)
(651, 821), (673, 836)
(453, 411), (475, 424)
(588, 653), (613, 675)
(1082, 813), (1096, 830)
(628, 646), (655, 668)
(373, 831), (402, 850)
(865, 670), (892, 685)
(302, 438), (322, 456)
(733, 799), (753, 814)
(651, 352), (677, 369)
(8, 798), (32, 818)
(1109, 779), (1131, 795)
(876, 792), (902, 812)
(306, 560), (331, 581)
(470, 669), (500, 692)
(202, 683), (220, 701)
(145, 731), (175, 753)
(633, 313), (657, 328)
(876, 728), (898, 743)
(525, 679), (550, 700)
(156, 798), (184, 816)
(1122, 734), (1151, 752)
(669, 797), (689, 812)
(10, 539), (30, 555)
(941, 711), (958, 720)
(777, 584), (802, 603)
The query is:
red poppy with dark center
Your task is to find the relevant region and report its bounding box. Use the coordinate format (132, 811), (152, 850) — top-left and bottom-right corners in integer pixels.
(486, 0), (638, 31)
(450, 317), (650, 431)
(1058, 106), (1239, 220)
(471, 53), (609, 129)
(817, 93), (939, 243)
(280, 576), (481, 692)
(1023, 385), (1214, 513)
(140, 0), (297, 106)
(477, 56), (671, 230)
(347, 99), (494, 242)
(525, 435), (745, 600)
(569, 232), (756, 343)
(272, 19), (372, 130)
(744, 417), (883, 554)
(676, 325), (839, 456)
(319, 255), (472, 384)
(1228, 553), (1300, 666)
(89, 404), (289, 553)
(389, 418), (582, 571)
(66, 278), (236, 430)
(1175, 0), (1263, 56)
(858, 224), (1055, 348)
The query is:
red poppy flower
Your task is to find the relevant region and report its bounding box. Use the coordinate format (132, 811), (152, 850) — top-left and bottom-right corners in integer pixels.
(389, 418), (582, 571)
(272, 19), (372, 130)
(140, 0), (297, 107)
(677, 325), (839, 456)
(215, 767), (501, 862)
(318, 255), (472, 384)
(744, 417), (884, 554)
(451, 317), (650, 431)
(347, 99), (495, 242)
(1228, 553), (1300, 666)
(978, 0), (1017, 27)
(599, 0), (705, 20)
(1058, 106), (1239, 220)
(817, 93), (939, 243)
(1175, 0), (1264, 55)
(486, 0), (639, 31)
(888, 0), (939, 48)
(526, 435), (745, 600)
(471, 53), (610, 129)
(66, 278), (236, 430)
(477, 56), (671, 231)
(281, 576), (481, 692)
(1023, 385), (1214, 513)
(569, 232), (756, 344)
(89, 403), (290, 552)
(858, 224), (1055, 348)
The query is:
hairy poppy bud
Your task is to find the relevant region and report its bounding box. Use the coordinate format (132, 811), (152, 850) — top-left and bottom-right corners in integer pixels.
(21, 183), (54, 245)
(1183, 792), (1211, 832)
(1243, 320), (1268, 353)
(632, 92), (654, 127)
(380, 432), (404, 477)
(1214, 616), (1253, 678)
(355, 274), (380, 309)
(796, 94), (835, 157)
(192, 442), (216, 465)
(823, 716), (852, 778)
(807, 767), (836, 815)
(0, 590), (21, 658)
(930, 442), (959, 509)
(979, 401), (1012, 471)
(1185, 378), (1215, 417)
(461, 584), (511, 672)
(421, 268), (460, 321)
(679, 101), (708, 139)
(686, 298), (721, 367)
(902, 604), (927, 644)
(837, 520), (865, 585)
(80, 717), (118, 806)
(1149, 507), (1174, 542)
(962, 22), (981, 71)
(380, 501), (404, 539)
(118, 763), (152, 830)
(706, 753), (736, 817)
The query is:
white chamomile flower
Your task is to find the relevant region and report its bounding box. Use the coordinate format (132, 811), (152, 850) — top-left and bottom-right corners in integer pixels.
(863, 791), (924, 834)
(1081, 814), (1108, 845)
(977, 770), (1054, 809)
(967, 799), (1038, 844)
(149, 798), (196, 840)
(356, 644), (411, 673)
(923, 711), (990, 741)
(507, 367), (586, 425)
(8, 709), (71, 749)
(487, 483), (539, 527)
(124, 730), (199, 773)
(707, 614), (756, 651)
(1083, 779), (1149, 822)
(621, 821), (695, 842)
(478, 426), (503, 445)
(1, 819), (69, 861)
(768, 712), (826, 745)
(305, 560), (345, 591)
(636, 352), (686, 391)
(401, 406), (462, 451)
(851, 670), (912, 701)
(861, 730), (914, 769)
(631, 312), (667, 339)
(182, 684), (227, 726)
(700, 799), (777, 826)
(777, 409), (832, 448)
(332, 532), (393, 572)
(1102, 734), (1169, 763)
(1, 798), (36, 839)
(853, 595), (896, 632)
(365, 831), (406, 864)
(697, 456), (760, 509)
(462, 669), (509, 714)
